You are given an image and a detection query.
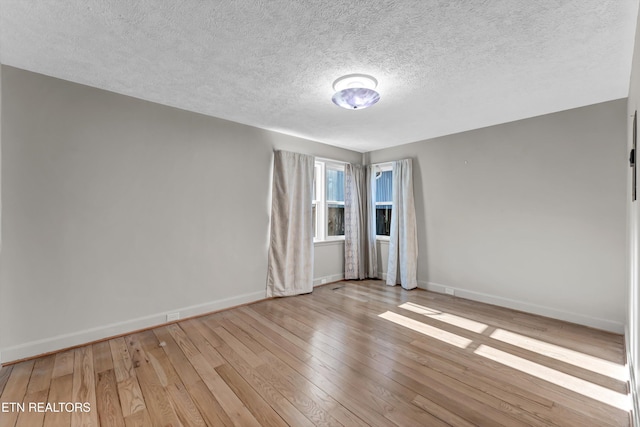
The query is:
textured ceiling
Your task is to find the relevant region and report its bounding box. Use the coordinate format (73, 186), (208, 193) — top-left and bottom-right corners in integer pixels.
(0, 1), (638, 152)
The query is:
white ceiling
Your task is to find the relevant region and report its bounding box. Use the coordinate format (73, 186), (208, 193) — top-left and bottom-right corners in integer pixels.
(0, 1), (638, 153)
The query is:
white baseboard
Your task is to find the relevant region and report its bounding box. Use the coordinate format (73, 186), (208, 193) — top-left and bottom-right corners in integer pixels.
(0, 290), (266, 364)
(313, 273), (345, 287)
(420, 281), (624, 334)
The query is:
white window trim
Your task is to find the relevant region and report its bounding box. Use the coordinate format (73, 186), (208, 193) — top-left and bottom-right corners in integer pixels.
(314, 239), (345, 247)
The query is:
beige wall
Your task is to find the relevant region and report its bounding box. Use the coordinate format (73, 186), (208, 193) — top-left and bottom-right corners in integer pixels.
(0, 66), (358, 362)
(367, 100), (627, 331)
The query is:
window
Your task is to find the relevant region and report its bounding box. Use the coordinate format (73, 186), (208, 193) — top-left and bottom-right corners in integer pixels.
(314, 160), (345, 241)
(326, 166), (345, 236)
(314, 160), (390, 241)
(375, 163), (393, 237)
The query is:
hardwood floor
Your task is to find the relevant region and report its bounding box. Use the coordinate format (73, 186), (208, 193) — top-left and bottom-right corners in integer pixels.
(0, 280), (631, 426)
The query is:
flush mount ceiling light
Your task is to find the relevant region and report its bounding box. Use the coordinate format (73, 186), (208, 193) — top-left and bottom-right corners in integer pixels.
(331, 74), (380, 110)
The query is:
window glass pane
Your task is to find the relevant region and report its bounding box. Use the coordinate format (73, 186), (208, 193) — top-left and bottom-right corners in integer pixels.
(376, 170), (393, 202)
(376, 205), (392, 236)
(327, 203), (344, 236)
(326, 168), (344, 202)
(376, 168), (393, 236)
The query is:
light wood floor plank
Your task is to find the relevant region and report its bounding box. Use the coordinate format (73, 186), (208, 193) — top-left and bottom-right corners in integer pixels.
(412, 393), (479, 427)
(254, 302), (461, 427)
(152, 327), (201, 387)
(149, 328), (210, 426)
(124, 332), (183, 427)
(1, 279), (631, 426)
(227, 309), (372, 427)
(109, 338), (135, 384)
(189, 353), (262, 427)
(183, 379), (235, 427)
(252, 302), (426, 423)
(165, 382), (207, 427)
(15, 356), (56, 427)
(95, 369), (125, 427)
(178, 319), (226, 368)
(212, 324), (265, 369)
(42, 374), (72, 427)
(0, 360), (35, 427)
(209, 328), (315, 427)
(178, 320), (278, 426)
(108, 337), (146, 419)
(26, 355), (55, 394)
(238, 307), (397, 427)
(217, 314), (350, 426)
(51, 351), (75, 380)
(93, 341), (114, 374)
(71, 347), (99, 427)
(0, 366), (13, 397)
(214, 363), (288, 427)
(122, 408), (153, 427)
(15, 388), (48, 427)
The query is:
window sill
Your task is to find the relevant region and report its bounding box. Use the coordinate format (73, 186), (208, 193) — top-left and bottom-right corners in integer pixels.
(376, 236), (390, 242)
(314, 239), (345, 247)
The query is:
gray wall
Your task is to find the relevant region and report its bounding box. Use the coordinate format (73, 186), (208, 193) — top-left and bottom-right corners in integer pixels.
(0, 66), (358, 361)
(367, 100), (627, 331)
(313, 242), (345, 285)
(0, 65), (2, 346)
(627, 4), (640, 402)
(0, 63), (628, 362)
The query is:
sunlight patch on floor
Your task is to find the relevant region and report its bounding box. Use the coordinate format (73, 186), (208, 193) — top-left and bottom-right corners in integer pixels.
(474, 344), (631, 411)
(489, 328), (628, 381)
(379, 304), (631, 412)
(378, 311), (472, 348)
(398, 302), (489, 334)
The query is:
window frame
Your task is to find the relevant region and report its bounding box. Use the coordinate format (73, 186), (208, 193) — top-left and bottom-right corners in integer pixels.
(374, 162), (393, 240)
(314, 159), (346, 243)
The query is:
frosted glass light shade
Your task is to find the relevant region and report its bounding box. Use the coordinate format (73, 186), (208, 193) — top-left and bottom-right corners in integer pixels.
(331, 74), (380, 110)
(332, 88), (380, 109)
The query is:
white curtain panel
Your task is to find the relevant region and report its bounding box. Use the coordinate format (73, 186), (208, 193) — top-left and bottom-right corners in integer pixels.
(366, 165), (378, 279)
(345, 163), (367, 279)
(386, 158), (418, 289)
(266, 150), (315, 297)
